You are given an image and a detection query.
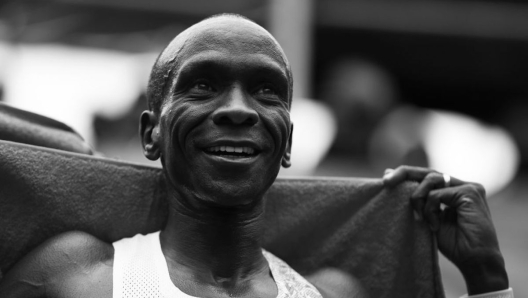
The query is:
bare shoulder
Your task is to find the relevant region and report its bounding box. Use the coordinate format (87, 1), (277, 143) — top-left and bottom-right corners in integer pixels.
(0, 231), (114, 298)
(305, 267), (369, 298)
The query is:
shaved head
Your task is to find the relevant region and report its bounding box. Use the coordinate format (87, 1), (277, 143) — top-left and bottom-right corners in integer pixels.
(146, 14), (293, 114)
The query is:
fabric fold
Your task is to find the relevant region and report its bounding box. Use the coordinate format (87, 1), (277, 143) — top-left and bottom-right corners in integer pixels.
(0, 140), (444, 297)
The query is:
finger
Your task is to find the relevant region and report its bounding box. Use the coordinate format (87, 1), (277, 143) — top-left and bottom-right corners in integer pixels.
(440, 174), (466, 188)
(410, 172), (445, 221)
(412, 172), (445, 199)
(427, 185), (485, 212)
(423, 192), (442, 231)
(468, 182), (489, 211)
(383, 165), (434, 187)
(411, 174), (470, 222)
(384, 168), (394, 176)
(410, 194), (425, 221)
(424, 183), (489, 231)
(383, 165), (466, 187)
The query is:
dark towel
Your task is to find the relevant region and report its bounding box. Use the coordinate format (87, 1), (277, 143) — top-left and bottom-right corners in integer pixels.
(0, 103), (93, 154)
(0, 140), (445, 297)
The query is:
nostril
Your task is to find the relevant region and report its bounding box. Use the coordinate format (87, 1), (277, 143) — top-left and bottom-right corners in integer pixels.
(212, 86), (260, 125)
(213, 109), (258, 125)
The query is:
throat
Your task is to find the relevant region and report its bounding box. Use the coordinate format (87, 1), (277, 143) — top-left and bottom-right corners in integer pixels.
(160, 199), (267, 282)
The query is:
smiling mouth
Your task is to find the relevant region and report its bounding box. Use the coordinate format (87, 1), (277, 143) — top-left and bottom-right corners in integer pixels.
(204, 146), (259, 158)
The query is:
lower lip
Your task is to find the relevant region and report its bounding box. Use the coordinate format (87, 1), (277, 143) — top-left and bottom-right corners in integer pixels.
(203, 152), (259, 164)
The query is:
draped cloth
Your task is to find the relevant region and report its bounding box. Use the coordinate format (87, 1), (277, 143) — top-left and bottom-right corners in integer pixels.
(0, 140), (445, 297)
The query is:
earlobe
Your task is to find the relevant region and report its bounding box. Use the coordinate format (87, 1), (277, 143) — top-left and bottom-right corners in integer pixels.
(140, 111), (161, 161)
(281, 123), (293, 168)
(281, 152), (291, 168)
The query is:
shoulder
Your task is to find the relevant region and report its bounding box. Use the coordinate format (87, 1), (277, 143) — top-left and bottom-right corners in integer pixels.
(305, 268), (369, 298)
(0, 231), (113, 298)
(14, 230), (114, 272)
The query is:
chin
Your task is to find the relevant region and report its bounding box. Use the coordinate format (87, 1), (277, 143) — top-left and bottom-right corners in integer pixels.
(165, 159), (281, 207)
(194, 173), (277, 207)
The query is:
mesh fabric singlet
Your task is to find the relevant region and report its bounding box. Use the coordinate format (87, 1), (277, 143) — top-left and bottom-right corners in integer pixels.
(112, 232), (323, 298)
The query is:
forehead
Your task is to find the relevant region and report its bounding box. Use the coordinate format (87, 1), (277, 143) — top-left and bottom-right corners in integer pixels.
(162, 17), (289, 75)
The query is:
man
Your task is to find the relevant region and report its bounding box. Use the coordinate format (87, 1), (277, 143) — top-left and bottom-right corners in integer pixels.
(0, 14), (510, 298)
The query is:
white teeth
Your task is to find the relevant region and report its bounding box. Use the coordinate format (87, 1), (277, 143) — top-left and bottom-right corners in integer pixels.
(243, 147), (254, 154)
(206, 146), (256, 155)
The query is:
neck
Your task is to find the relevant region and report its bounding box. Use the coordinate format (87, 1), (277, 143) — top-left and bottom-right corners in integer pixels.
(160, 188), (268, 286)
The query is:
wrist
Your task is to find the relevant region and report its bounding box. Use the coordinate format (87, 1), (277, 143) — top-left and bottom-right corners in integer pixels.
(460, 254), (509, 295)
(460, 287), (513, 298)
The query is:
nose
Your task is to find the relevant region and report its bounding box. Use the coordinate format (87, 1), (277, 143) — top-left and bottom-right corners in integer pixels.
(212, 86), (258, 126)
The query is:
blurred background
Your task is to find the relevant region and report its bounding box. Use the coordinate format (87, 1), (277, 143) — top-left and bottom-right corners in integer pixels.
(0, 0), (527, 296)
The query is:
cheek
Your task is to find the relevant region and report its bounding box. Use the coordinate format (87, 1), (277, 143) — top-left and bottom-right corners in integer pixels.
(260, 108), (291, 153)
(162, 101), (214, 151)
(159, 102), (213, 188)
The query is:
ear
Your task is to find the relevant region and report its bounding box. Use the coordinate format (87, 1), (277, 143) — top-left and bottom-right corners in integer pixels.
(281, 122), (293, 168)
(140, 110), (161, 161)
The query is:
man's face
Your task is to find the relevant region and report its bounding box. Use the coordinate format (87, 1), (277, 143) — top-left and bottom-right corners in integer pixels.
(146, 17), (292, 206)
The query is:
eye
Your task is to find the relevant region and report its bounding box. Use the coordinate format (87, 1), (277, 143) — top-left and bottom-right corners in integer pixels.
(255, 86), (277, 96)
(191, 81), (214, 92)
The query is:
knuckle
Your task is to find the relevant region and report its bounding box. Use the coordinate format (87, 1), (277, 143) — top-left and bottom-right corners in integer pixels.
(461, 183), (486, 198)
(423, 172), (435, 181)
(390, 165), (405, 177)
(398, 165), (410, 172)
(475, 183), (486, 196)
(469, 183), (486, 196)
(424, 172), (443, 185)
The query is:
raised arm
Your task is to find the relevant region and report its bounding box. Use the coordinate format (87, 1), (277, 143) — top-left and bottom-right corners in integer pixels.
(0, 103), (93, 154)
(383, 166), (510, 296)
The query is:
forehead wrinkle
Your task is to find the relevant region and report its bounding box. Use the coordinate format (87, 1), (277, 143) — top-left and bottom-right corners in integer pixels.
(175, 50), (288, 82)
(193, 26), (278, 52)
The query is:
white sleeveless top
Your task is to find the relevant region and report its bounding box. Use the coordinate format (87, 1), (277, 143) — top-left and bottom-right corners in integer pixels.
(112, 232), (323, 298)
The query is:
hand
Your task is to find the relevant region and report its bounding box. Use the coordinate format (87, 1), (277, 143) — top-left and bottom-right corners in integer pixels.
(383, 166), (509, 295)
